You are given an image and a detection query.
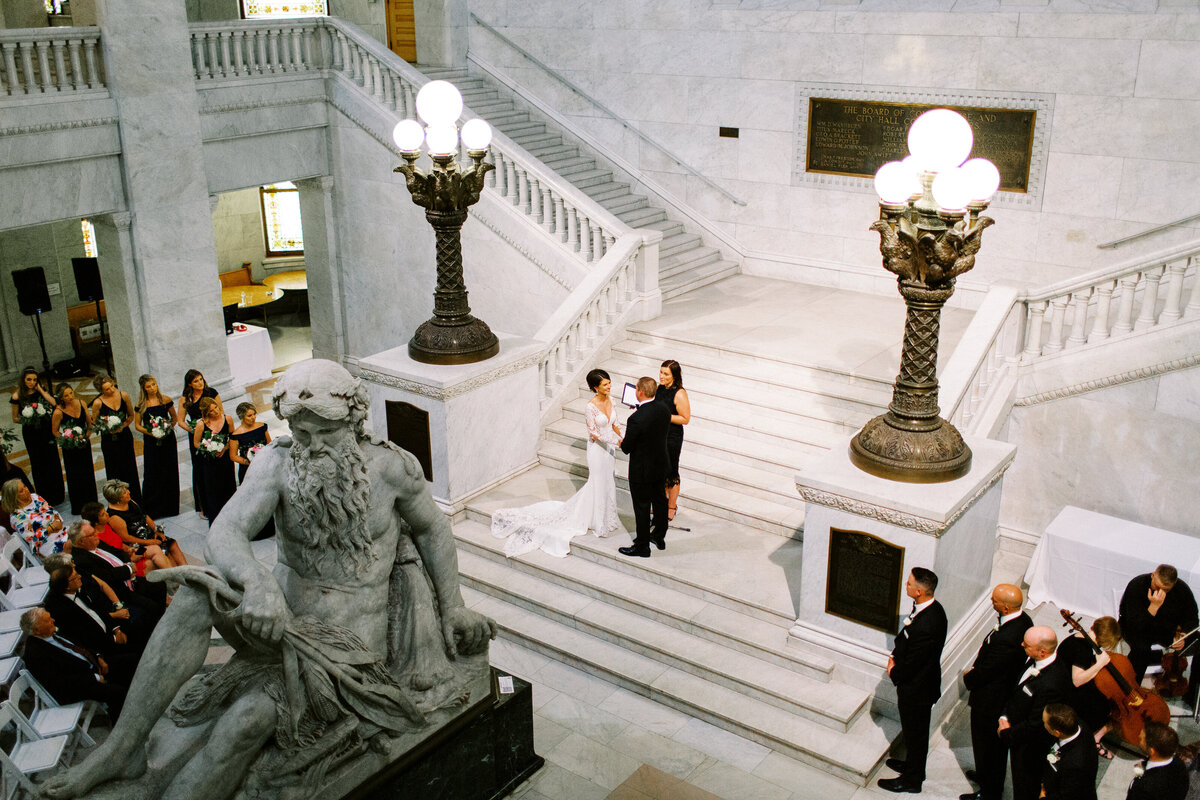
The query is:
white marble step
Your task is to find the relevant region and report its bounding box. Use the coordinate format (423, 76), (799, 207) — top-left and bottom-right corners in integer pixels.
(457, 548), (863, 727)
(661, 261), (740, 300)
(534, 440), (803, 539)
(453, 519), (832, 680)
(461, 585), (896, 783)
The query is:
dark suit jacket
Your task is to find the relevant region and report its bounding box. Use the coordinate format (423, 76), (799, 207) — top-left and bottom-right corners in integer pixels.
(22, 634), (103, 705)
(620, 399), (670, 485)
(1119, 573), (1199, 654)
(1000, 656), (1070, 750)
(44, 591), (119, 657)
(1125, 759), (1189, 800)
(891, 600), (948, 704)
(1042, 728), (1099, 800)
(71, 547), (136, 602)
(965, 612), (1034, 716)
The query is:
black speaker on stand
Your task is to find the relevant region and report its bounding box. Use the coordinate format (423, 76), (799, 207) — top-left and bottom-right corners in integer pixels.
(12, 267), (54, 394)
(72, 257), (112, 376)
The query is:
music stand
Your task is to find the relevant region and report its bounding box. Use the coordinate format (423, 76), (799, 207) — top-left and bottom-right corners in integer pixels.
(1165, 626), (1200, 721)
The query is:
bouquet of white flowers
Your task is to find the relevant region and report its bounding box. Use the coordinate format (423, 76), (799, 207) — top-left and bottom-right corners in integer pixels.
(99, 414), (124, 434)
(198, 433), (228, 459)
(57, 423), (88, 450)
(19, 400), (50, 426)
(247, 443), (265, 462)
(147, 415), (172, 440)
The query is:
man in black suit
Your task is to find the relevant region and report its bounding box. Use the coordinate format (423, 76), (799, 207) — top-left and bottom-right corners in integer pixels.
(1118, 564), (1198, 682)
(879, 567), (948, 794)
(19, 607), (127, 721)
(1126, 721), (1189, 800)
(1040, 704), (1098, 800)
(43, 558), (148, 659)
(960, 583), (1034, 800)
(998, 626), (1070, 800)
(66, 520), (165, 621)
(618, 376), (670, 558)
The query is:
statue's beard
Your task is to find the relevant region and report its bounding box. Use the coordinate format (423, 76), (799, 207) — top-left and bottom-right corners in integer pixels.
(286, 436), (373, 576)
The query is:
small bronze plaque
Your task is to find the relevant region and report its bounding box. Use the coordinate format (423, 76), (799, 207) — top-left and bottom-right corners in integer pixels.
(825, 528), (905, 632)
(385, 400), (433, 482)
(806, 98), (1035, 193)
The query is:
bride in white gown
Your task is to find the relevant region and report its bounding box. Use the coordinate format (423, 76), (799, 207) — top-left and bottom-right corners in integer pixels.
(492, 369), (624, 557)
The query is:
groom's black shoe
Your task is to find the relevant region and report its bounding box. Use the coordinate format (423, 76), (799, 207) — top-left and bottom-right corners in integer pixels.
(651, 537), (665, 551)
(619, 545), (650, 558)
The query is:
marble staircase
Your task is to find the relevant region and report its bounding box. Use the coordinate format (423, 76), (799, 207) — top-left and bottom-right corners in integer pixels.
(419, 65), (739, 299)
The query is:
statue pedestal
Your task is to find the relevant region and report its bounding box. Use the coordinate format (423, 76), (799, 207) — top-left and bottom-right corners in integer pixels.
(790, 435), (1016, 720)
(356, 335), (543, 508)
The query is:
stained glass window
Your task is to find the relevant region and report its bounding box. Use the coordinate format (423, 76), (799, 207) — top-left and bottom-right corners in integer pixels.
(81, 219), (97, 257)
(260, 182), (304, 256)
(241, 1), (327, 19)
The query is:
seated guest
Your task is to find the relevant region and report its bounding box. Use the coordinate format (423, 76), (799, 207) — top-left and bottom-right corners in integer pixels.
(0, 451), (33, 536)
(1040, 704), (1098, 800)
(102, 479), (186, 567)
(1119, 564), (1198, 682)
(81, 501), (172, 575)
(1126, 721), (1188, 800)
(43, 558), (146, 659)
(19, 607), (127, 721)
(66, 520), (166, 618)
(1, 477), (64, 557)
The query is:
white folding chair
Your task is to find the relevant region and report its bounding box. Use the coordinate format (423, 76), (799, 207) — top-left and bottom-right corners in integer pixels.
(0, 702), (69, 800)
(0, 658), (20, 688)
(0, 549), (44, 610)
(0, 594), (24, 636)
(0, 539), (46, 588)
(7, 670), (97, 760)
(0, 632), (18, 660)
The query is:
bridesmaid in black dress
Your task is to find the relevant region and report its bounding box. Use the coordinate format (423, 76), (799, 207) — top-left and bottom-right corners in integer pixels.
(230, 401), (274, 540)
(176, 369), (218, 519)
(89, 374), (142, 504)
(51, 384), (97, 514)
(655, 360), (691, 521)
(133, 374), (179, 519)
(9, 367), (64, 506)
(192, 397), (236, 527)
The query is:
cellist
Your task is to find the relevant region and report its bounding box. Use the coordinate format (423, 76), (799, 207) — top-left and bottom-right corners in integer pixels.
(1058, 617), (1119, 759)
(1119, 565), (1198, 682)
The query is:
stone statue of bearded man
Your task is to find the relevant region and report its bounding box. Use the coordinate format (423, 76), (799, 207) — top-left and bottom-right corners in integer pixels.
(45, 359), (496, 800)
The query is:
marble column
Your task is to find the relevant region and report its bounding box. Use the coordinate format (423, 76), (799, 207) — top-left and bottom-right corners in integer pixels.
(413, 0), (468, 68)
(92, 0), (236, 397)
(297, 176), (345, 363)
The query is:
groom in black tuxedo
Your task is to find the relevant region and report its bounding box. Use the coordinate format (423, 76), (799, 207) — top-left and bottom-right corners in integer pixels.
(618, 376), (670, 558)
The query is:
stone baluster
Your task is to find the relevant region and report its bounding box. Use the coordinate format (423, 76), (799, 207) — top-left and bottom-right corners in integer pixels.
(542, 187), (554, 232)
(329, 29), (344, 71)
(1110, 274), (1139, 335)
(1022, 301), (1046, 357)
(584, 305), (597, 349)
(603, 284), (617, 323)
(401, 83), (415, 118)
(1159, 259), (1189, 322)
(263, 28), (277, 72)
(566, 205), (579, 251)
(516, 168), (529, 211)
(205, 33), (220, 79)
(525, 177), (540, 221)
(66, 39), (83, 90)
(82, 37), (100, 88)
(34, 40), (51, 92)
(381, 69), (394, 110)
(222, 31), (237, 77)
(591, 224), (604, 263)
(554, 344), (566, 389)
(538, 360), (548, 407)
(566, 323), (581, 370)
(231, 30), (247, 76)
(50, 40), (67, 91)
(190, 35), (206, 79)
(2, 43), (20, 95)
(249, 30), (264, 74)
(604, 233), (615, 253)
(618, 262), (631, 301)
(301, 26), (316, 68)
(1065, 288), (1091, 347)
(1187, 258), (1200, 315)
(553, 196), (566, 242)
(1042, 295), (1069, 353)
(578, 214), (592, 261)
(1133, 266), (1164, 331)
(291, 27), (304, 71)
(20, 41), (37, 93)
(372, 60), (385, 102)
(504, 159), (517, 203)
(489, 151), (505, 192)
(1089, 280), (1115, 341)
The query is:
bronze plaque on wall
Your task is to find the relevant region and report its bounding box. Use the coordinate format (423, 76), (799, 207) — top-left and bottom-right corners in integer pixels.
(806, 99), (1036, 193)
(825, 528), (905, 632)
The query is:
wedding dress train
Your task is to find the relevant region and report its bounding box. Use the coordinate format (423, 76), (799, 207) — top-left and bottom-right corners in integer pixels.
(491, 402), (623, 557)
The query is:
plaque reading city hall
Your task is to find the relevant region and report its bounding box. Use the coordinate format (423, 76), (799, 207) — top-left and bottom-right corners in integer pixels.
(826, 528), (904, 632)
(806, 99), (1035, 192)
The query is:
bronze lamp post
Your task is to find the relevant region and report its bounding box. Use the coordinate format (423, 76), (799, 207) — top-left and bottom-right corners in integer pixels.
(393, 81), (499, 365)
(849, 109), (1000, 483)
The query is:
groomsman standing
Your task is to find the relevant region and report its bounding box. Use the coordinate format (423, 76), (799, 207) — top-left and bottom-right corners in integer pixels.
(1040, 704), (1098, 800)
(998, 626), (1070, 800)
(960, 584), (1034, 800)
(1125, 721), (1188, 800)
(879, 567), (948, 794)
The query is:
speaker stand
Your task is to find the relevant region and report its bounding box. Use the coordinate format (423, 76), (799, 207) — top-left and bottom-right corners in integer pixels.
(33, 310), (53, 395)
(94, 298), (113, 376)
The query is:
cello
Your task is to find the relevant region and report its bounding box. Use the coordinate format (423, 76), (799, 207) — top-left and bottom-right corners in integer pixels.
(1059, 609), (1170, 750)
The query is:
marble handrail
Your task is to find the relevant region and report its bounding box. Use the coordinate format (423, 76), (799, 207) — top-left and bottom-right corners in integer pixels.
(941, 285), (1022, 432)
(1020, 246), (1200, 358)
(188, 19), (323, 80)
(0, 27), (105, 97)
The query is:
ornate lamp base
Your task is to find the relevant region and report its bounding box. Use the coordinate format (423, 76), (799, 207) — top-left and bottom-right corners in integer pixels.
(408, 316), (500, 365)
(849, 414), (972, 483)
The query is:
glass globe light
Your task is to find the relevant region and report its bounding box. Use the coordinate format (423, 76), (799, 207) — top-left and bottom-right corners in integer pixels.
(931, 167), (972, 212)
(961, 157), (1001, 203)
(874, 160), (921, 205)
(392, 119), (424, 152)
(424, 124), (459, 156)
(460, 118), (493, 151)
(907, 109), (973, 175)
(415, 80), (463, 127)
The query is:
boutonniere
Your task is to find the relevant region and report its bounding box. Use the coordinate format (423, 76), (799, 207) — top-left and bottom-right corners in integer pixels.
(1028, 666), (1040, 678)
(1046, 751), (1060, 766)
(993, 621), (1001, 632)
(903, 616), (913, 627)
(1133, 763), (1145, 778)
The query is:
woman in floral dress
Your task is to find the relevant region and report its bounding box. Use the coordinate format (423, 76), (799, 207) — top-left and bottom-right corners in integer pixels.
(1, 477), (65, 557)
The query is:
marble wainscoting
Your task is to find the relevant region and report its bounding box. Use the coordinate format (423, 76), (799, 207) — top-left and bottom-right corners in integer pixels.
(357, 334), (544, 509)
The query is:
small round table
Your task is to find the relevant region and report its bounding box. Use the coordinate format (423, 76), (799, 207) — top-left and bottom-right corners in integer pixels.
(262, 270), (307, 292)
(221, 285), (280, 327)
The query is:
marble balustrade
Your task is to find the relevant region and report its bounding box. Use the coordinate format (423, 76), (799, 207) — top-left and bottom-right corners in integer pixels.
(942, 285), (1024, 435)
(0, 27), (105, 97)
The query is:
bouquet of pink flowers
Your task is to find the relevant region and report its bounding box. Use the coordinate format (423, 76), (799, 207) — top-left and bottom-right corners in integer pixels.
(147, 415), (173, 440)
(247, 443), (265, 462)
(18, 400), (50, 426)
(57, 423), (88, 450)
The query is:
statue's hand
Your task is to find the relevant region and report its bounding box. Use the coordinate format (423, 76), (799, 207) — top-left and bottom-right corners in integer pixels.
(441, 605), (497, 659)
(239, 578), (292, 645)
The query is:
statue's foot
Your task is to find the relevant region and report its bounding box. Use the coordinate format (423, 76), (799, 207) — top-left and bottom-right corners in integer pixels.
(41, 748), (134, 798)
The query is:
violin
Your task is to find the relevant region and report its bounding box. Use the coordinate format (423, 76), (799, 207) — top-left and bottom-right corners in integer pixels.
(1060, 609), (1169, 750)
(1154, 625), (1192, 698)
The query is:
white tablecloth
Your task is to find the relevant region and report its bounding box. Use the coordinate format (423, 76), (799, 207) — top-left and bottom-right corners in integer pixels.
(1024, 506), (1200, 620)
(226, 324), (274, 388)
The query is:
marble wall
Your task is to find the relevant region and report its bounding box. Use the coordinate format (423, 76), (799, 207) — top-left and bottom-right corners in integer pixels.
(212, 188), (265, 279)
(1001, 364), (1200, 539)
(467, 1), (1200, 293)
